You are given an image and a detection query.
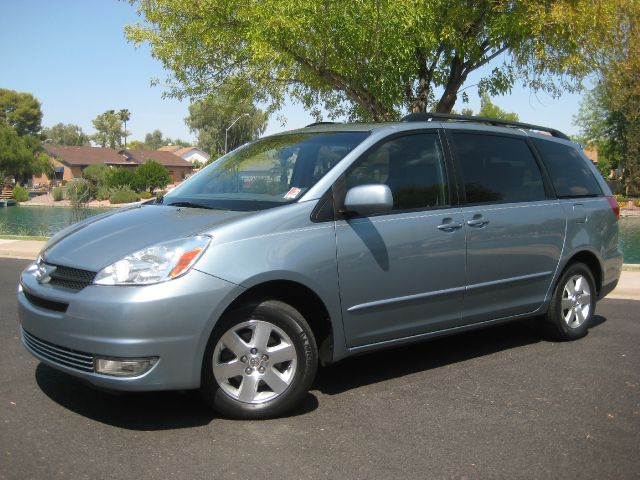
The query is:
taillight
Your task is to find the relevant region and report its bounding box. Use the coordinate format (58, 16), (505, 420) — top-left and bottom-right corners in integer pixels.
(606, 196), (620, 220)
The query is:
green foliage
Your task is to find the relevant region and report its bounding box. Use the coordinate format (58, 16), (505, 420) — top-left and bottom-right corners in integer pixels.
(186, 80), (268, 155)
(52, 187), (64, 201)
(127, 0), (618, 120)
(135, 160), (171, 193)
(91, 110), (126, 148)
(12, 185), (29, 202)
(139, 191), (153, 199)
(109, 188), (140, 204)
(477, 94), (519, 121)
(574, 1), (640, 195)
(143, 129), (167, 150)
(156, 190), (166, 198)
(0, 88), (42, 136)
(107, 167), (139, 190)
(65, 178), (95, 207)
(0, 124), (34, 178)
(96, 185), (111, 201)
(83, 163), (110, 186)
(42, 123), (90, 146)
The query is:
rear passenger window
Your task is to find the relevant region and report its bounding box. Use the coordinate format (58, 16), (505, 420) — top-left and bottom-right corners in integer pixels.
(533, 139), (602, 198)
(346, 133), (448, 210)
(452, 133), (546, 204)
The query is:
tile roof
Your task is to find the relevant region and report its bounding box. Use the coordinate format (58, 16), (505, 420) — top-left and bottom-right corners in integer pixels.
(43, 145), (134, 166)
(119, 149), (194, 168)
(158, 145), (182, 153)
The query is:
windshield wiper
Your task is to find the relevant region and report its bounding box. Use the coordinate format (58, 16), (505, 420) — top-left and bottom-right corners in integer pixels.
(167, 201), (213, 210)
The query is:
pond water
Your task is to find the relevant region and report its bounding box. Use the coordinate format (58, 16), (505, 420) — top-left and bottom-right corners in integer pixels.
(1, 205), (640, 263)
(0, 206), (111, 237)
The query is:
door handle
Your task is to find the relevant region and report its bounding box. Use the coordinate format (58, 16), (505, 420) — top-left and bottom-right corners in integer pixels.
(467, 217), (489, 228)
(437, 222), (463, 232)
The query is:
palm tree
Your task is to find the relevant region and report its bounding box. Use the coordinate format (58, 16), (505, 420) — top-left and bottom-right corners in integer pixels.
(118, 109), (131, 148)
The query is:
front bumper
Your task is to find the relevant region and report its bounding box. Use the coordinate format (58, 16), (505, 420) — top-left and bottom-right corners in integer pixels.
(18, 266), (240, 391)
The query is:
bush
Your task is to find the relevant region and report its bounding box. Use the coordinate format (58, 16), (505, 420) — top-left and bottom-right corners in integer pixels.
(52, 187), (64, 201)
(96, 185), (111, 201)
(83, 164), (110, 186)
(109, 189), (140, 204)
(139, 191), (153, 199)
(156, 190), (166, 198)
(12, 185), (29, 202)
(66, 178), (95, 206)
(108, 168), (140, 190)
(135, 160), (170, 193)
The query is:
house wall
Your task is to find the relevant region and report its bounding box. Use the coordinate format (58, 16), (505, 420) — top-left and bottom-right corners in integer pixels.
(183, 151), (209, 164)
(166, 166), (193, 184)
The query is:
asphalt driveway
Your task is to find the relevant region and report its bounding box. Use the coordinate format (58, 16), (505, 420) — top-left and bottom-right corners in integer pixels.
(1, 258), (639, 479)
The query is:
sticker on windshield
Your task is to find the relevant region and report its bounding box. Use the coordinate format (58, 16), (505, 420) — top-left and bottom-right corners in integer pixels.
(284, 187), (302, 199)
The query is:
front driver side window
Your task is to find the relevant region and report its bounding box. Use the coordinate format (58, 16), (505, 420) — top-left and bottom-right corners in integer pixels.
(345, 133), (449, 211)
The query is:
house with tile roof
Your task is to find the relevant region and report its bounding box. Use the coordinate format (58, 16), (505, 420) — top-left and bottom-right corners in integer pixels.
(158, 145), (210, 164)
(33, 145), (194, 187)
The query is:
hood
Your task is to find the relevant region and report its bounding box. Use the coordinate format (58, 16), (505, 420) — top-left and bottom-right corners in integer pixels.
(41, 204), (248, 271)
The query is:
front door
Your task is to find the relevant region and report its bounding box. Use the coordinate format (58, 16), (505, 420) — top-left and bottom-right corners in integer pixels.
(335, 132), (466, 348)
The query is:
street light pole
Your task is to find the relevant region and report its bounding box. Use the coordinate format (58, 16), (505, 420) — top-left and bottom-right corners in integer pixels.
(225, 113), (250, 154)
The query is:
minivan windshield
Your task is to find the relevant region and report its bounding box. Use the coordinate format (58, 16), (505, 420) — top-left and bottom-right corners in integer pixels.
(162, 131), (369, 211)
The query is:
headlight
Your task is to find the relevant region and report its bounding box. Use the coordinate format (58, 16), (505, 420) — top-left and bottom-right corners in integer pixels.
(94, 235), (211, 285)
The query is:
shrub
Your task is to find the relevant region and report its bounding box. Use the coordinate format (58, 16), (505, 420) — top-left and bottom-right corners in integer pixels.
(83, 164), (110, 186)
(135, 160), (170, 193)
(108, 168), (140, 190)
(52, 187), (64, 201)
(139, 191), (153, 199)
(634, 199), (640, 208)
(156, 190), (166, 199)
(96, 185), (111, 201)
(66, 178), (95, 207)
(12, 185), (29, 202)
(109, 189), (140, 204)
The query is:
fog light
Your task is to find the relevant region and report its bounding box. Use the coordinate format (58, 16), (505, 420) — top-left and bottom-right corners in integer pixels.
(95, 357), (158, 377)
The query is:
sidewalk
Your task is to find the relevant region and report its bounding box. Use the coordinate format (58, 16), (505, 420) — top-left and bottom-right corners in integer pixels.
(1, 238), (637, 300)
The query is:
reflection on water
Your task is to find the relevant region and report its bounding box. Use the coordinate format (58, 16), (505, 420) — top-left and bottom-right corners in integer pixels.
(1, 205), (640, 263)
(0, 206), (110, 236)
(619, 217), (640, 263)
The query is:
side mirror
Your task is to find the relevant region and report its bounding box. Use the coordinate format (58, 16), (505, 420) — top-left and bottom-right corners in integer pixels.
(343, 184), (393, 216)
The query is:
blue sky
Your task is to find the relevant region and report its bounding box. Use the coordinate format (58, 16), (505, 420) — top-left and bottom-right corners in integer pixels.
(1, 0), (589, 144)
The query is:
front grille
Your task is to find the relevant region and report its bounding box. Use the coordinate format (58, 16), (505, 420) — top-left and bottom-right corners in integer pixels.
(23, 290), (68, 312)
(22, 329), (94, 373)
(48, 264), (96, 291)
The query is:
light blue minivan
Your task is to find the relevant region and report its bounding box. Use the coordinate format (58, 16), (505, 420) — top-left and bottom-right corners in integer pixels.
(18, 113), (623, 418)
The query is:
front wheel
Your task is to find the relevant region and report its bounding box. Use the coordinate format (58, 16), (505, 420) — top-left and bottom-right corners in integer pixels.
(543, 262), (596, 341)
(201, 299), (318, 419)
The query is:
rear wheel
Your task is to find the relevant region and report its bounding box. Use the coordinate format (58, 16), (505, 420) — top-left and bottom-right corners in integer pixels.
(543, 262), (596, 341)
(201, 299), (317, 419)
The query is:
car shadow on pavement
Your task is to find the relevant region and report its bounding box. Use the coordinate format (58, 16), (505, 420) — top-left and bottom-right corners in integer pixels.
(315, 315), (607, 395)
(35, 364), (319, 430)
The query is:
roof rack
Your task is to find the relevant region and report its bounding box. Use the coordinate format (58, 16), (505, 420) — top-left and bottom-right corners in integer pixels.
(401, 112), (570, 140)
(305, 121), (339, 128)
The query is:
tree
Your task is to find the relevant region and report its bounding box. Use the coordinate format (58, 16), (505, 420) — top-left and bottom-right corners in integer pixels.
(42, 123), (90, 146)
(92, 110), (125, 148)
(143, 129), (167, 150)
(186, 81), (268, 156)
(0, 88), (42, 136)
(126, 0), (619, 121)
(119, 109), (131, 148)
(0, 124), (33, 179)
(460, 94), (520, 121)
(575, 0), (640, 195)
(135, 160), (170, 193)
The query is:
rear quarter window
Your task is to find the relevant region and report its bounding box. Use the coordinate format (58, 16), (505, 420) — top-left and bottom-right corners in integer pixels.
(533, 139), (602, 198)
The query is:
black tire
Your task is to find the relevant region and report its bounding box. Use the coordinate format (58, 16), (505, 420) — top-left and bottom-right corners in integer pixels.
(542, 262), (596, 341)
(201, 298), (318, 419)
